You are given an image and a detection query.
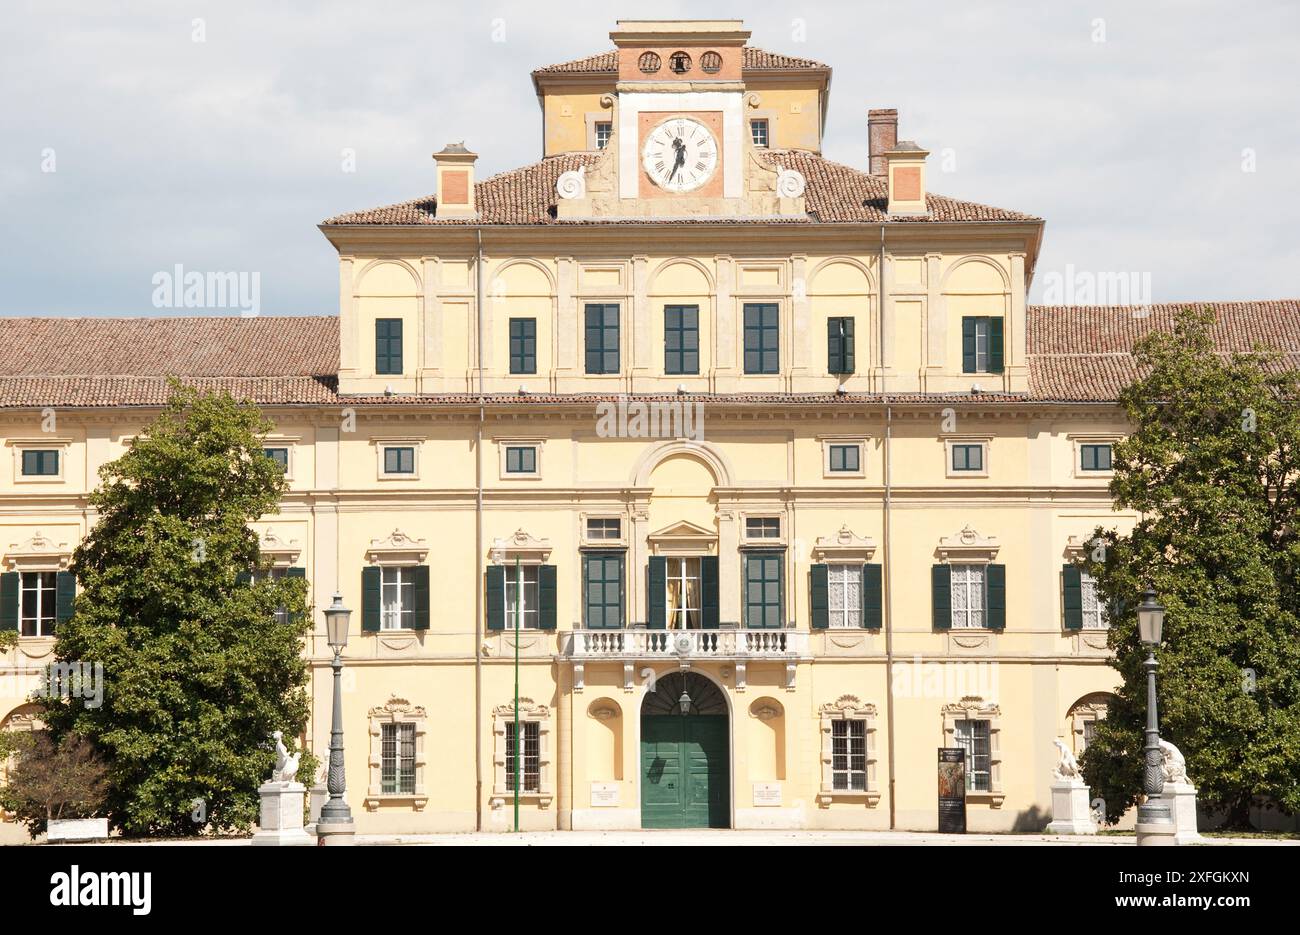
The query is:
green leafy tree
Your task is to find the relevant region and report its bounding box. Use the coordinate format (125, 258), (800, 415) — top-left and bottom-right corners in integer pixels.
(1081, 307), (1300, 828)
(41, 382), (313, 836)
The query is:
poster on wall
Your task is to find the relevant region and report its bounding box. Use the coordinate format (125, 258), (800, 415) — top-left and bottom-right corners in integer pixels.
(937, 747), (967, 834)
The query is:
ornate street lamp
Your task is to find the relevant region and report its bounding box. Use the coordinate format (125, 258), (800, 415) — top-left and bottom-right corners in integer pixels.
(678, 689), (692, 716)
(317, 592), (356, 845)
(1135, 588), (1174, 846)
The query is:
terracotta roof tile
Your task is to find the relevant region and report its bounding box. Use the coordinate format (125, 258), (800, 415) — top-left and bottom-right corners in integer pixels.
(4, 302), (1296, 408)
(531, 47), (829, 76)
(322, 151), (1038, 227)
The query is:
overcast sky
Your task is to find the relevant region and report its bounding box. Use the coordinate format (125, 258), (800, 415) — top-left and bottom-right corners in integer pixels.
(2, 0), (1296, 316)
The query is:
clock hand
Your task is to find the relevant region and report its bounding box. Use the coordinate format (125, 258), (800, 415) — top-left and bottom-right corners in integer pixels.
(669, 138), (686, 181)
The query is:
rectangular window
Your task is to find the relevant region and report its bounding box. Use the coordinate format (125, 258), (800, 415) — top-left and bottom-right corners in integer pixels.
(250, 566), (290, 624)
(585, 518), (621, 541)
(505, 720), (540, 793)
(375, 318), (403, 375)
(831, 719), (867, 791)
(664, 305), (700, 375)
(263, 447), (289, 473)
(1082, 721), (1097, 752)
(20, 571), (57, 637)
(961, 316), (1003, 374)
(383, 446), (415, 475)
(1081, 570), (1109, 629)
(504, 565), (540, 629)
(750, 119), (769, 148)
(1080, 443), (1113, 472)
(584, 303), (620, 374)
(827, 317), (855, 374)
(380, 566), (416, 630)
(743, 303), (779, 374)
(951, 443), (984, 473)
(380, 722), (416, 794)
(505, 446), (537, 475)
(744, 552), (783, 629)
(595, 121), (613, 149)
(949, 564), (986, 629)
(21, 450), (59, 477)
(583, 552), (624, 629)
(665, 557), (702, 630)
(954, 719), (991, 792)
(829, 444), (860, 473)
(744, 516), (781, 539)
(828, 563), (863, 629)
(509, 318), (537, 374)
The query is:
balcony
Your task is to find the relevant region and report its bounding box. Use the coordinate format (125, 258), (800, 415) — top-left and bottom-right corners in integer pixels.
(563, 628), (809, 691)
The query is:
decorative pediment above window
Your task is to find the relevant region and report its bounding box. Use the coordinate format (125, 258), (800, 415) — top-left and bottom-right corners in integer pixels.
(366, 529), (429, 566)
(941, 695), (1001, 719)
(492, 696), (550, 720)
(936, 525), (1000, 562)
(819, 694), (878, 719)
(647, 520), (717, 555)
(257, 529), (301, 567)
(368, 695), (427, 721)
(1064, 534), (1105, 562)
(812, 526), (877, 562)
(489, 529), (552, 565)
(4, 531), (72, 571)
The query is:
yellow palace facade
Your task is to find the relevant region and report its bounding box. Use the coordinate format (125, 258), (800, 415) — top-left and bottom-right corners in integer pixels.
(3, 19), (1293, 837)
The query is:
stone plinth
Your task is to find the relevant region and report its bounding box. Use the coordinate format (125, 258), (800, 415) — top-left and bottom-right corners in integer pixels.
(251, 781), (313, 846)
(1045, 779), (1097, 834)
(1159, 781), (1203, 845)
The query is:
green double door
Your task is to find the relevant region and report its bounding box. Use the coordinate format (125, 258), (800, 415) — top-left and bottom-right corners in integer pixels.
(640, 715), (729, 828)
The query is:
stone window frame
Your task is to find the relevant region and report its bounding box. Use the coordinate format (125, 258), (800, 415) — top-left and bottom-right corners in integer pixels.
(580, 513), (627, 548)
(260, 434), (300, 482)
(820, 436), (867, 479)
(496, 437), (544, 480)
(817, 695), (880, 807)
(1068, 693), (1112, 757)
(373, 437), (423, 481)
(8, 438), (72, 485)
(1069, 434), (1121, 480)
(944, 436), (991, 479)
(363, 695), (428, 811)
(490, 697), (553, 809)
(941, 697), (1004, 806)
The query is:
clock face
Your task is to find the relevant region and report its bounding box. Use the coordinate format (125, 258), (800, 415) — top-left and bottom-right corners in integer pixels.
(642, 117), (719, 193)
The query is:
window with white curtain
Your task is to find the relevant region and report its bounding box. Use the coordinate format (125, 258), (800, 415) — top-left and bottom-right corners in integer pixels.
(950, 564), (985, 628)
(827, 563), (861, 629)
(666, 557), (701, 629)
(381, 566), (415, 630)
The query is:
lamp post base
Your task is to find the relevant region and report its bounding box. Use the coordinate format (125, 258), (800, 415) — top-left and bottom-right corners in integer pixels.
(314, 819), (357, 846)
(1135, 801), (1176, 846)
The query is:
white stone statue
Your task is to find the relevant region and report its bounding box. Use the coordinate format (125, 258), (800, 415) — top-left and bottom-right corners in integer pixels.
(271, 730), (301, 783)
(1159, 739), (1188, 784)
(1052, 738), (1082, 781)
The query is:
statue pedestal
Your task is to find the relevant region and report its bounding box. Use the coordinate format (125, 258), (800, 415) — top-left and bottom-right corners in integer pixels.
(1158, 781), (1203, 845)
(1045, 779), (1098, 834)
(251, 781), (314, 846)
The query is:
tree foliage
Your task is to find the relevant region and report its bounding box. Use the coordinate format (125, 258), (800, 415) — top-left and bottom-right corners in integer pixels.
(1081, 307), (1300, 827)
(40, 382), (314, 836)
(0, 732), (109, 837)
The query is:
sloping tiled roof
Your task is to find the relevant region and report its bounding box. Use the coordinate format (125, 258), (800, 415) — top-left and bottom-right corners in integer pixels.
(322, 150), (1038, 226)
(0, 316), (338, 408)
(531, 46), (830, 76)
(3, 302), (1296, 408)
(1026, 300), (1300, 401)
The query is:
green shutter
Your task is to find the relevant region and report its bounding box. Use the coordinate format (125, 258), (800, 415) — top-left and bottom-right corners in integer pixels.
(843, 317), (855, 374)
(700, 556), (719, 629)
(411, 565), (430, 630)
(932, 564), (952, 630)
(235, 571), (252, 587)
(862, 564), (883, 630)
(1, 571), (19, 632)
(961, 318), (976, 373)
(284, 566), (306, 624)
(647, 556), (667, 629)
(361, 566), (381, 632)
(989, 317), (1004, 373)
(55, 571), (76, 624)
(1062, 564), (1083, 630)
(810, 563), (829, 629)
(485, 565), (505, 631)
(538, 564), (557, 630)
(986, 563), (1006, 629)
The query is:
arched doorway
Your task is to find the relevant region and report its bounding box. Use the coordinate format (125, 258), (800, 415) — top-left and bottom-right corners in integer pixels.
(640, 671), (729, 828)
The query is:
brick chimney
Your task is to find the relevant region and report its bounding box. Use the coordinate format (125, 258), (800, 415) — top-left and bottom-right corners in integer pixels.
(433, 142), (477, 219)
(868, 109), (898, 176)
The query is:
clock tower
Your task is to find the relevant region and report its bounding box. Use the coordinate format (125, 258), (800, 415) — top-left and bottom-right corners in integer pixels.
(553, 20), (811, 219)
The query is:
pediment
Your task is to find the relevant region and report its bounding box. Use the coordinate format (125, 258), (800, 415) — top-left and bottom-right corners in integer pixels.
(812, 525), (877, 561)
(647, 520), (717, 555)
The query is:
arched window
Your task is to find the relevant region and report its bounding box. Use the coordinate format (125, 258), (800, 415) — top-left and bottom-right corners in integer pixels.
(642, 672), (725, 716)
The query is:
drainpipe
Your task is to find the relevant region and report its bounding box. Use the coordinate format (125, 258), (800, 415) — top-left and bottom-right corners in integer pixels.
(879, 225), (899, 830)
(474, 228), (485, 831)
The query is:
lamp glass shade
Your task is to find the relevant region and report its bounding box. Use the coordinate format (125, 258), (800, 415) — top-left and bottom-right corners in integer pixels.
(678, 691), (691, 716)
(324, 593), (351, 650)
(1137, 590), (1164, 645)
